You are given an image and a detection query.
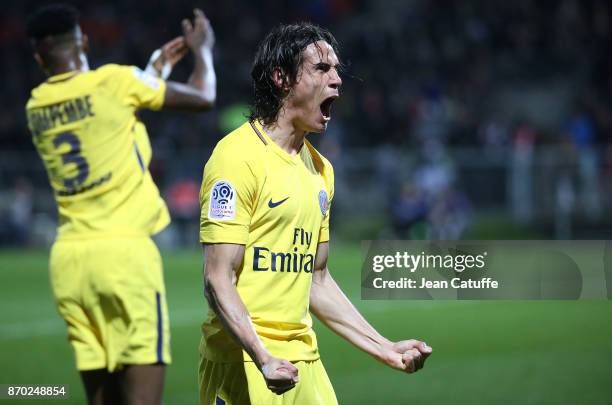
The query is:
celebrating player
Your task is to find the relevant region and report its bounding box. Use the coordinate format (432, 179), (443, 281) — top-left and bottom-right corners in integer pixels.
(199, 23), (432, 404)
(25, 4), (215, 405)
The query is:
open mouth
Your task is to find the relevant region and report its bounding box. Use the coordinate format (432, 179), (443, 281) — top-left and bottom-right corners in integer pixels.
(320, 96), (337, 120)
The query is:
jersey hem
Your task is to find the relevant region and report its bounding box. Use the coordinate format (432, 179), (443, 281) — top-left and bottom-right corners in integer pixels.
(200, 353), (321, 364)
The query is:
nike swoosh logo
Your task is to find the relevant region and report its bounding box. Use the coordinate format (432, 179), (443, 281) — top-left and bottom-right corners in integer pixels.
(268, 197), (289, 208)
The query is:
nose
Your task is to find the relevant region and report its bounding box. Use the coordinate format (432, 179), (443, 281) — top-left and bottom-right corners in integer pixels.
(329, 68), (342, 89)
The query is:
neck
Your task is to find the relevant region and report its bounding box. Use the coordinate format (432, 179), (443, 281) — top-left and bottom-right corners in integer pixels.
(262, 112), (307, 156)
(47, 53), (89, 77)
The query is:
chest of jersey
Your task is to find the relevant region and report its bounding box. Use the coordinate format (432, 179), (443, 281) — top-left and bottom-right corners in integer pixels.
(249, 149), (327, 247)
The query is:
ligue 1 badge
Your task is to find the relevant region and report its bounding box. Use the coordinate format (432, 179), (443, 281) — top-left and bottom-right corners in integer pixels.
(318, 190), (328, 216)
(209, 180), (236, 220)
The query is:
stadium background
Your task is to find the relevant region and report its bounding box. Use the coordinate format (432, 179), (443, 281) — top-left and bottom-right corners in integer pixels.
(1, 0), (611, 403)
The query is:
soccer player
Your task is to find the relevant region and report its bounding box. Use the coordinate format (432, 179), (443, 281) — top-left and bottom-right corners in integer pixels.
(199, 23), (432, 404)
(25, 4), (216, 405)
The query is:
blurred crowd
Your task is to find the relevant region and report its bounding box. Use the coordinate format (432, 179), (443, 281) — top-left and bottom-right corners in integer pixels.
(1, 0), (612, 245)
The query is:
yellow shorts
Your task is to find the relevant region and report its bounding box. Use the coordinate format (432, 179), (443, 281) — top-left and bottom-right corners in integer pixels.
(199, 357), (337, 405)
(50, 236), (171, 372)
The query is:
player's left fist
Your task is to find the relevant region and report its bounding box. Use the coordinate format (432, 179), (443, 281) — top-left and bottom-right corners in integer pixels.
(383, 339), (432, 374)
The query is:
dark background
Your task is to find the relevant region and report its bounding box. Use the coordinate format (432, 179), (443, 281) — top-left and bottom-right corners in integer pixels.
(0, 2), (611, 404)
(3, 0), (612, 246)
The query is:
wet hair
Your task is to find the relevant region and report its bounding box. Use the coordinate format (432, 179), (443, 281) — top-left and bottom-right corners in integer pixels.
(26, 4), (79, 43)
(249, 22), (341, 125)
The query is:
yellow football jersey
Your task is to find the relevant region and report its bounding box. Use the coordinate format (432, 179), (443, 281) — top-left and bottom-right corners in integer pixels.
(199, 120), (334, 363)
(133, 120), (153, 168)
(25, 64), (170, 239)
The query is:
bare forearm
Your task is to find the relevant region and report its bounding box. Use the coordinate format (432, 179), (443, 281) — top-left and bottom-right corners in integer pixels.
(189, 47), (216, 103)
(310, 272), (392, 361)
(309, 243), (432, 374)
(204, 272), (270, 368)
(162, 47), (216, 111)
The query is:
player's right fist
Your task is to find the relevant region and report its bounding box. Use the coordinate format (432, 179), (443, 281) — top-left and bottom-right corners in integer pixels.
(261, 357), (299, 395)
(381, 339), (432, 374)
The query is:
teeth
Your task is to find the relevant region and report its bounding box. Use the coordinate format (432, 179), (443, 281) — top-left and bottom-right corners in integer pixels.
(320, 96), (336, 121)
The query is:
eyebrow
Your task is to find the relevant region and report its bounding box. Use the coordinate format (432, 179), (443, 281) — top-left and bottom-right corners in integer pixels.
(312, 62), (341, 69)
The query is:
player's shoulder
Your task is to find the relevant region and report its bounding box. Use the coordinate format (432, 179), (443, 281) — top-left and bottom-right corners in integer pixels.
(26, 75), (60, 108)
(96, 63), (159, 85)
(94, 63), (131, 76)
(206, 121), (266, 173)
(90, 64), (139, 83)
(27, 79), (62, 110)
(25, 91), (39, 110)
(211, 121), (266, 161)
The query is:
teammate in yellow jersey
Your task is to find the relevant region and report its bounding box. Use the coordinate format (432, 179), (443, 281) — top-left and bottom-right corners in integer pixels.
(198, 23), (433, 404)
(25, 4), (216, 404)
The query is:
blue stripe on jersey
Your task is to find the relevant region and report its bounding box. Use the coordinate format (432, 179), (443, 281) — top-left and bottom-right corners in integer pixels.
(156, 292), (163, 363)
(216, 397), (226, 405)
(134, 141), (145, 172)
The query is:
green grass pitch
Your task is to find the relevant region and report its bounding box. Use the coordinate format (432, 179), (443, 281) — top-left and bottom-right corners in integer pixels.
(1, 243), (611, 404)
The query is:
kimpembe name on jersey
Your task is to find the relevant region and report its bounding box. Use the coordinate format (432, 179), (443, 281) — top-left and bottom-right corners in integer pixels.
(27, 95), (95, 136)
(253, 227), (315, 273)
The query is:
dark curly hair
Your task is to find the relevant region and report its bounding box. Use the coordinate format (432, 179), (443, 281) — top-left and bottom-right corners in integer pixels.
(26, 4), (79, 42)
(249, 22), (341, 125)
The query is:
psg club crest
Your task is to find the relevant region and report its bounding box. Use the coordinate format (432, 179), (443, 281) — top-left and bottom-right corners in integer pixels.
(318, 190), (328, 216)
(208, 180), (236, 220)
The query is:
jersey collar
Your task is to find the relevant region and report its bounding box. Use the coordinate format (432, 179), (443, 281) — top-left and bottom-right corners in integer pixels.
(251, 120), (303, 166)
(47, 71), (80, 83)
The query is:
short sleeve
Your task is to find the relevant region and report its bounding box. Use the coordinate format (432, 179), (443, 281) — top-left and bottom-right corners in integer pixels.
(199, 148), (259, 244)
(112, 65), (166, 111)
(318, 163), (334, 243)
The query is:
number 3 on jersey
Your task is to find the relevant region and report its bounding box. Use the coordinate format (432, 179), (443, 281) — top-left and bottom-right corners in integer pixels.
(53, 132), (89, 189)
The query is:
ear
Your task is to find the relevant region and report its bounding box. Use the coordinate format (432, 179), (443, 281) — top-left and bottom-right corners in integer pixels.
(33, 52), (44, 68)
(272, 68), (290, 92)
(82, 34), (89, 53)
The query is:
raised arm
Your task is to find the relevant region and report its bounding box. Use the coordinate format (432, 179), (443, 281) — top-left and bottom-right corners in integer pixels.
(202, 243), (299, 394)
(162, 9), (216, 111)
(309, 242), (432, 373)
